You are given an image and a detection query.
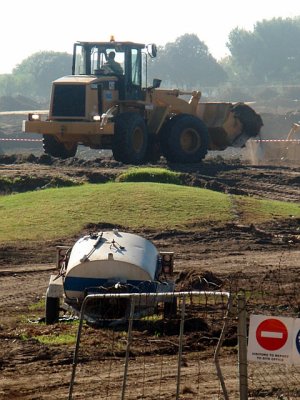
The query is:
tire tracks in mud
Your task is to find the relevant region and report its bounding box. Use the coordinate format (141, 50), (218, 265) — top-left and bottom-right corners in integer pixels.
(0, 268), (51, 314)
(221, 169), (300, 202)
(0, 154), (299, 203)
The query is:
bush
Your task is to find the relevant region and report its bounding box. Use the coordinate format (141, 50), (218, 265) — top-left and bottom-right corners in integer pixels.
(116, 167), (183, 185)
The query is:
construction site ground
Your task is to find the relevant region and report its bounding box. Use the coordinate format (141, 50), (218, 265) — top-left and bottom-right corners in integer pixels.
(0, 151), (299, 399)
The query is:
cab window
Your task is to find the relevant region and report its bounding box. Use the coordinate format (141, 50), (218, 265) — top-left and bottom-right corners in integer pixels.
(131, 49), (141, 86)
(73, 45), (86, 75)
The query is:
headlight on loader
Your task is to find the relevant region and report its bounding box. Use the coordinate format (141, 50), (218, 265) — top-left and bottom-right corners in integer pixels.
(28, 113), (41, 121)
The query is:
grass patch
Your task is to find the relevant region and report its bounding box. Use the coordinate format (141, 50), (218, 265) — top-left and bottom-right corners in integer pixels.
(19, 315), (80, 345)
(236, 196), (300, 224)
(19, 331), (77, 345)
(0, 181), (299, 243)
(33, 333), (76, 345)
(116, 167), (182, 185)
(0, 182), (231, 242)
(28, 298), (45, 312)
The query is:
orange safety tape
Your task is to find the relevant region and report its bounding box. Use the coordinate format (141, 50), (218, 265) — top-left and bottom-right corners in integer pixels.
(0, 138), (42, 142)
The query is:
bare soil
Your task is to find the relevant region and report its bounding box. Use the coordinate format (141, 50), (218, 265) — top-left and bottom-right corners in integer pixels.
(0, 154), (299, 399)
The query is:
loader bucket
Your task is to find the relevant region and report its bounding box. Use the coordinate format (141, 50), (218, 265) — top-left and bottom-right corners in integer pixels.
(197, 102), (263, 150)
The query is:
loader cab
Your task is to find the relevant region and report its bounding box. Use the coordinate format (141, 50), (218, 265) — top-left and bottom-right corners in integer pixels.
(72, 40), (150, 101)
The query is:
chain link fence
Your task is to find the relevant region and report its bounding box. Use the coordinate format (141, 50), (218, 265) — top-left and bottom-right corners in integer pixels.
(67, 291), (235, 400)
(233, 249), (300, 400)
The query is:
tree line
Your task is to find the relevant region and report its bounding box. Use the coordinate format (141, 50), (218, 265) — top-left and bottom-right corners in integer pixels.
(1, 16), (300, 102)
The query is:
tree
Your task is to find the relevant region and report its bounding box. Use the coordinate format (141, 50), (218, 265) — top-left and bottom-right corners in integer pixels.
(149, 34), (227, 89)
(0, 74), (17, 96)
(13, 51), (72, 99)
(226, 17), (300, 84)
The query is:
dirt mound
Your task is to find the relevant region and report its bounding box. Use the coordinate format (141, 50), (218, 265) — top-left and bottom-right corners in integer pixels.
(176, 270), (223, 291)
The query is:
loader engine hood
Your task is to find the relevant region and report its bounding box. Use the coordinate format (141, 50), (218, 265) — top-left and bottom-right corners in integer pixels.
(50, 75), (118, 119)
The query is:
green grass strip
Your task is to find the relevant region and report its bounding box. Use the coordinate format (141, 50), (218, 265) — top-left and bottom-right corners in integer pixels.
(236, 196), (300, 224)
(0, 182), (231, 242)
(0, 182), (299, 243)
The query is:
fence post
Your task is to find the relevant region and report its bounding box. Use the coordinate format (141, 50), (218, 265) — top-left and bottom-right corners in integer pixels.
(214, 294), (232, 400)
(68, 294), (90, 400)
(176, 295), (186, 400)
(237, 292), (248, 400)
(121, 297), (135, 400)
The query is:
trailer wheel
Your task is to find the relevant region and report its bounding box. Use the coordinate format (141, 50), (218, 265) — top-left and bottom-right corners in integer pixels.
(160, 114), (208, 163)
(43, 134), (77, 159)
(45, 296), (60, 324)
(112, 113), (148, 164)
(163, 297), (177, 319)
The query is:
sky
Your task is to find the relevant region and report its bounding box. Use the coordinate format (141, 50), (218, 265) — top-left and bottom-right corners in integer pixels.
(1, 0), (299, 74)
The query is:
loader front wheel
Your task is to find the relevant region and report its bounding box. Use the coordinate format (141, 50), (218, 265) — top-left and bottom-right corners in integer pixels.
(45, 296), (60, 325)
(112, 113), (148, 164)
(43, 135), (77, 159)
(161, 114), (208, 163)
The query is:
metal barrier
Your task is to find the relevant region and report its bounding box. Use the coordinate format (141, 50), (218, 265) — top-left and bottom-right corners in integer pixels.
(68, 290), (232, 400)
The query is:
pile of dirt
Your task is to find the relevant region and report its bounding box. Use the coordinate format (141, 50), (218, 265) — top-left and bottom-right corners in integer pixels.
(175, 270), (223, 291)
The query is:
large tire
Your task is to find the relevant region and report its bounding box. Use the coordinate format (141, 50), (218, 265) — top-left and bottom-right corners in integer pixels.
(112, 113), (148, 164)
(45, 296), (60, 325)
(160, 114), (208, 163)
(43, 135), (77, 159)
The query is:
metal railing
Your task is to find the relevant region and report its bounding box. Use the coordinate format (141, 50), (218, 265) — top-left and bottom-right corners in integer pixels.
(68, 290), (232, 400)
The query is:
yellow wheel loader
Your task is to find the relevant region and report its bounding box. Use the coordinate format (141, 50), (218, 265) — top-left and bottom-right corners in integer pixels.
(23, 38), (263, 164)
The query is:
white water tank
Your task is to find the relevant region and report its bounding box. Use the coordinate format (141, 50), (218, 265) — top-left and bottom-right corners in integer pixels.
(64, 231), (159, 299)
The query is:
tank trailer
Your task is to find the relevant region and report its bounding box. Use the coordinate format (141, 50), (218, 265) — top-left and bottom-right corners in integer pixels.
(45, 230), (175, 324)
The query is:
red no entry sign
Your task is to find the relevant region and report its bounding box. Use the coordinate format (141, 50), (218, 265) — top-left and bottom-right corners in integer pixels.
(256, 318), (288, 351)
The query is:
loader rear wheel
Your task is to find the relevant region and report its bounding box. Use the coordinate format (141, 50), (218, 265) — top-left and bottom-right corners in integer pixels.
(45, 296), (60, 325)
(112, 113), (148, 164)
(161, 114), (208, 163)
(43, 134), (77, 159)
